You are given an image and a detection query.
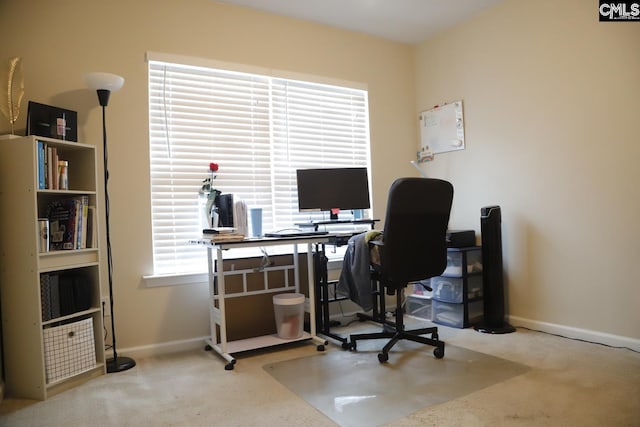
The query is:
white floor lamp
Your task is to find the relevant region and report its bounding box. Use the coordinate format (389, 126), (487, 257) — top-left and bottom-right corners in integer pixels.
(84, 72), (136, 373)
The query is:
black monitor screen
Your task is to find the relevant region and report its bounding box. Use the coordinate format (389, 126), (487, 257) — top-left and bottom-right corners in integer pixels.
(296, 167), (370, 212)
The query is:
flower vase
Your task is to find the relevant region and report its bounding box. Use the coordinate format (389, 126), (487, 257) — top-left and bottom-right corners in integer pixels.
(198, 196), (211, 229)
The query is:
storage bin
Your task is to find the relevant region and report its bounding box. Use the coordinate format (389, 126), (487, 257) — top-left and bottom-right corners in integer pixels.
(272, 293), (305, 339)
(432, 300), (483, 328)
(411, 279), (432, 297)
(443, 247), (482, 276)
(43, 317), (96, 383)
(431, 275), (483, 303)
(406, 295), (432, 320)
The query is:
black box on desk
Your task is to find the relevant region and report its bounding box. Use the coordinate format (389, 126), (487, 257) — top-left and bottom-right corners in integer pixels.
(446, 230), (476, 248)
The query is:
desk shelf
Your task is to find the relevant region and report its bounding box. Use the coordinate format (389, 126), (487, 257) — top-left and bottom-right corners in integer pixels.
(297, 218), (379, 231)
(206, 332), (312, 355)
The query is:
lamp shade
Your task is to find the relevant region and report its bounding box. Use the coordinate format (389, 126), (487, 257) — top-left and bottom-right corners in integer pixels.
(84, 72), (125, 92)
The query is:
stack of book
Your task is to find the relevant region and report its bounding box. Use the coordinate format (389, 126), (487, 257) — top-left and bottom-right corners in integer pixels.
(47, 196), (97, 250)
(37, 141), (64, 190)
(40, 272), (91, 321)
(202, 227), (245, 242)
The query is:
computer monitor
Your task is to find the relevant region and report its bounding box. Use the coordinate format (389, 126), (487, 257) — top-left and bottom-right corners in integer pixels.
(296, 167), (370, 220)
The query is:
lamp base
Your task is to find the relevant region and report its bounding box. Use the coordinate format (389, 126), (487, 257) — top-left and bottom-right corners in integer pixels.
(474, 322), (516, 334)
(106, 355), (136, 373)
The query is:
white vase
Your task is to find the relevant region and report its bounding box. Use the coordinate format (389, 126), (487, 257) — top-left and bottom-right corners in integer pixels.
(198, 196), (210, 230)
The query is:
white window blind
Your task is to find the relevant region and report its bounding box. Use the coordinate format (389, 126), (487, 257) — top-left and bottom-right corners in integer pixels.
(148, 59), (370, 275)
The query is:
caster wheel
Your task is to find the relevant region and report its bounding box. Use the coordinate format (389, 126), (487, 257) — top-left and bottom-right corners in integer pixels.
(378, 352), (389, 363)
(224, 363), (235, 371)
(204, 345), (212, 351)
(317, 344), (325, 352)
(433, 346), (445, 359)
(349, 342), (357, 351)
(341, 341), (350, 350)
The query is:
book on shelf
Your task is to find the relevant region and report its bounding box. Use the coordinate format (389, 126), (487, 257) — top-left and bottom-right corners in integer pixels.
(40, 273), (60, 321)
(40, 272), (91, 321)
(37, 141), (46, 189)
(86, 206), (97, 248)
(36, 140), (62, 190)
(47, 196), (92, 250)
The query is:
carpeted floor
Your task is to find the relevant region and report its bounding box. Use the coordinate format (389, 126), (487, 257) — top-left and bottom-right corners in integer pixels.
(1, 317), (639, 426)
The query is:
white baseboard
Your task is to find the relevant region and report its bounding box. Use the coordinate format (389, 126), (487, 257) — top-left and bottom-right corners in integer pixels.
(508, 315), (640, 353)
(106, 337), (207, 361)
(105, 316), (639, 361)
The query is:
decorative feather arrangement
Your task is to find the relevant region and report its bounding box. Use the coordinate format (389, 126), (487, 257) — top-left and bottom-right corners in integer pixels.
(0, 57), (25, 135)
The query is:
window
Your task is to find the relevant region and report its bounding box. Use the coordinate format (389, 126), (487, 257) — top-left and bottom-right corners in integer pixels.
(148, 55), (371, 276)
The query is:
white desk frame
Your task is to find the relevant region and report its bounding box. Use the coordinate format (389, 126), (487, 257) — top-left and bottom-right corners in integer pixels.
(195, 235), (329, 370)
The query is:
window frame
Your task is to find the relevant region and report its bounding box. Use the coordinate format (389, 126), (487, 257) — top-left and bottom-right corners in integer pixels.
(145, 52), (372, 282)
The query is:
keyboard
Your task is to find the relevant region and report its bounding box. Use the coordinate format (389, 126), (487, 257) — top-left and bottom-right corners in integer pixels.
(264, 230), (329, 238)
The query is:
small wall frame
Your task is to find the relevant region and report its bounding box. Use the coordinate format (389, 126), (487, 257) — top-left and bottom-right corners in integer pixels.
(418, 100), (464, 160)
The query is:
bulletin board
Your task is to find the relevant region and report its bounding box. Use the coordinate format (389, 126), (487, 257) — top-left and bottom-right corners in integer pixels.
(418, 100), (465, 161)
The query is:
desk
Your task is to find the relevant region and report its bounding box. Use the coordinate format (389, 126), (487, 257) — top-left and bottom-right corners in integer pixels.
(192, 235), (330, 370)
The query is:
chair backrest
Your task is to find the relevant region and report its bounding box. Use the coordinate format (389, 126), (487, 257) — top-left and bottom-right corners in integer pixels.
(379, 178), (454, 289)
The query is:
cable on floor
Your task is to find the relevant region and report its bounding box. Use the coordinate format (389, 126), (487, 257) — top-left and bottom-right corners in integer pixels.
(514, 325), (639, 354)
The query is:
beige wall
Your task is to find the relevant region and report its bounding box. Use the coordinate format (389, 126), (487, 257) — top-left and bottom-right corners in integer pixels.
(1, 0), (638, 356)
(0, 0), (416, 352)
(415, 0), (640, 341)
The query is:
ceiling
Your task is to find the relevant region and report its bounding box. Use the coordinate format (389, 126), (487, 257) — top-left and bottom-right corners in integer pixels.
(217, 0), (503, 44)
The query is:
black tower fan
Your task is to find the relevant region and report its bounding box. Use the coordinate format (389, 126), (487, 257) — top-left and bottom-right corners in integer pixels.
(474, 205), (515, 334)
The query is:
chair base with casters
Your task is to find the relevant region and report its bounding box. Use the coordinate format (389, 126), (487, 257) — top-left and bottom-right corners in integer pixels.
(348, 287), (445, 363)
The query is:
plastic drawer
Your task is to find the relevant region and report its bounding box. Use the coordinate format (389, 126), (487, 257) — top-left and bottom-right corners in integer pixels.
(411, 279), (433, 297)
(432, 300), (483, 328)
(406, 295), (432, 321)
(443, 247), (483, 276)
(431, 275), (483, 303)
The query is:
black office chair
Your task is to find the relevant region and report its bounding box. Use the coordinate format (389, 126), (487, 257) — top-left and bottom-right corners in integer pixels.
(348, 177), (453, 363)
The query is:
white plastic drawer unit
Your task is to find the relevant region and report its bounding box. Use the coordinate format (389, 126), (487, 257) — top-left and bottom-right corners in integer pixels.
(443, 247), (482, 277)
(430, 275), (483, 303)
(411, 280), (433, 297)
(406, 295), (432, 321)
(432, 300), (483, 329)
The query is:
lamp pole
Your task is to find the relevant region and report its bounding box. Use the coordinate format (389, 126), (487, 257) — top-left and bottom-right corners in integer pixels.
(85, 72), (136, 373)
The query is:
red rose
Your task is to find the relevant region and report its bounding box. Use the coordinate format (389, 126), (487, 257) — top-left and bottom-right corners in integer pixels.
(209, 163), (219, 172)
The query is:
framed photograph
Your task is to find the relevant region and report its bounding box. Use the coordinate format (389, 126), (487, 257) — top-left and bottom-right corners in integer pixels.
(26, 101), (78, 142)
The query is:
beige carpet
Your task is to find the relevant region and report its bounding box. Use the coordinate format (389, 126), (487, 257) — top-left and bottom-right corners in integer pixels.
(264, 341), (529, 427)
(1, 322), (639, 426)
